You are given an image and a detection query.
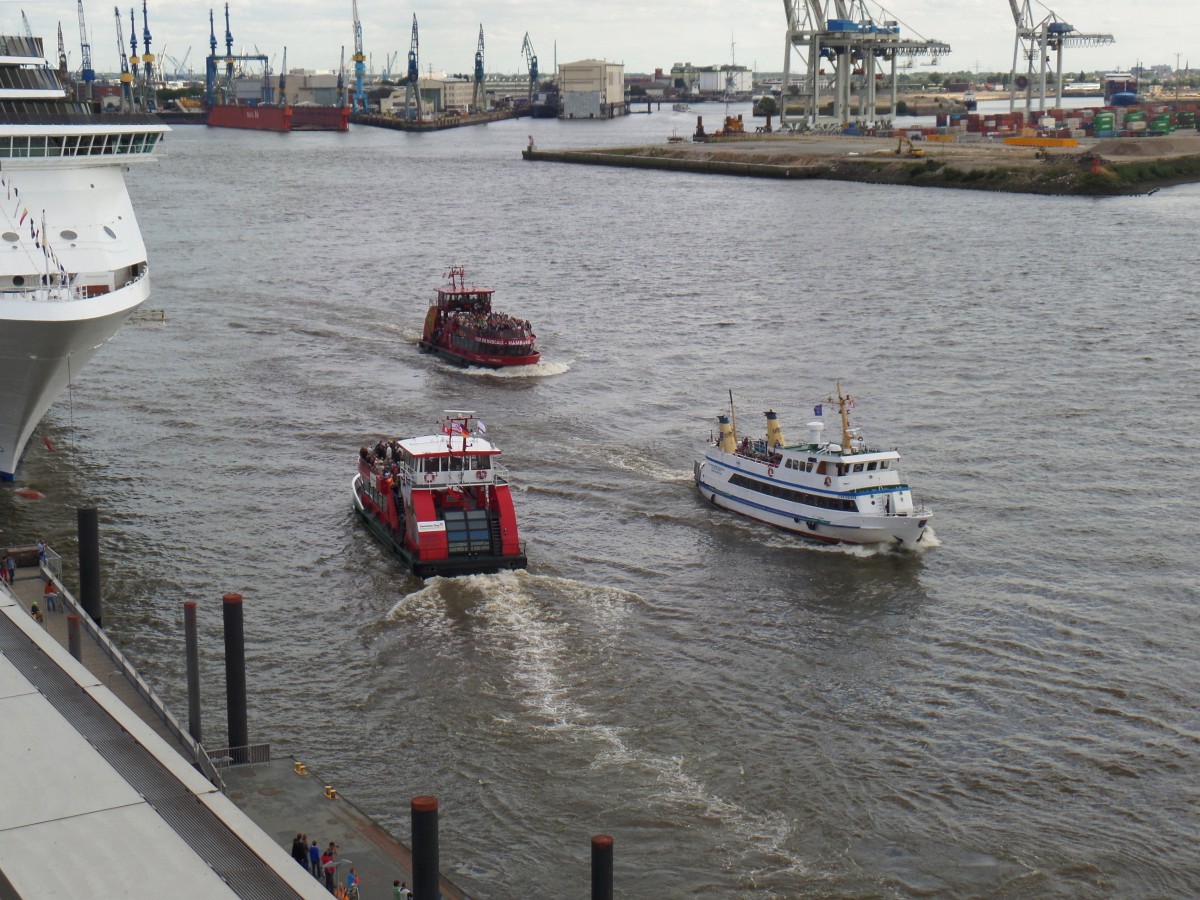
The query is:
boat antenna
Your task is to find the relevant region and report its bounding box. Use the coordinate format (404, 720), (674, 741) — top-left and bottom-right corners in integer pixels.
(728, 389), (739, 445)
(835, 380), (854, 454)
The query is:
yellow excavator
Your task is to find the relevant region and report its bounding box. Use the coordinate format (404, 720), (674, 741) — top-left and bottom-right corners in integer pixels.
(895, 135), (925, 158)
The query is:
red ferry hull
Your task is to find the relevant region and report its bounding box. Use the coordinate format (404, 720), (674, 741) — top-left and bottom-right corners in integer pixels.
(207, 104), (291, 132)
(418, 340), (541, 369)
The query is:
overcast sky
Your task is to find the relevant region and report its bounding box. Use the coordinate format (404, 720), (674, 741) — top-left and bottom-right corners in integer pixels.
(6, 1), (1196, 79)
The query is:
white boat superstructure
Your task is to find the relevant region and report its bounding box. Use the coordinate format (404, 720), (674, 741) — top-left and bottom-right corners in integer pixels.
(0, 33), (167, 478)
(694, 384), (933, 550)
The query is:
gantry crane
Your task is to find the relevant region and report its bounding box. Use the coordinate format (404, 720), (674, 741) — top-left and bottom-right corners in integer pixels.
(206, 4), (269, 107)
(140, 0), (155, 110)
(114, 5), (133, 112)
(78, 0), (95, 101)
(780, 0), (950, 129)
(350, 0), (366, 112)
(1007, 0), (1113, 112)
(521, 32), (538, 106)
(472, 24), (486, 113)
(403, 13), (423, 120)
(20, 10), (32, 39)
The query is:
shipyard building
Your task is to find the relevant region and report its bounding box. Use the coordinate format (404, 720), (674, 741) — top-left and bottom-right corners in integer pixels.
(558, 59), (626, 118)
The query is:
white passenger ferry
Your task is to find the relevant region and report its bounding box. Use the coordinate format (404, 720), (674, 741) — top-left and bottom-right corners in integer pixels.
(694, 384), (932, 549)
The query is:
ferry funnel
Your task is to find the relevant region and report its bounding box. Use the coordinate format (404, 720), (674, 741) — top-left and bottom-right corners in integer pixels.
(717, 415), (736, 452)
(765, 410), (785, 450)
(807, 421), (825, 445)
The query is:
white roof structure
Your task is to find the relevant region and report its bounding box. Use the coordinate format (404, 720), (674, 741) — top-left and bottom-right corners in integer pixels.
(399, 434), (497, 456)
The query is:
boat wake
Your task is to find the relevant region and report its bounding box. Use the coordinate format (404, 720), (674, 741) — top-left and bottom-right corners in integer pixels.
(450, 360), (571, 378)
(384, 570), (806, 880)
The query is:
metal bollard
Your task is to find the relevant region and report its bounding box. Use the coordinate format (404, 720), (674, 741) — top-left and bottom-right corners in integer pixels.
(411, 795), (439, 900)
(222, 593), (248, 762)
(591, 834), (613, 900)
(77, 507), (102, 627)
(184, 601), (202, 744)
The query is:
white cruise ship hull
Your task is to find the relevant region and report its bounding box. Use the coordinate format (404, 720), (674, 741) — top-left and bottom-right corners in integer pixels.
(0, 277), (148, 478)
(695, 455), (931, 550)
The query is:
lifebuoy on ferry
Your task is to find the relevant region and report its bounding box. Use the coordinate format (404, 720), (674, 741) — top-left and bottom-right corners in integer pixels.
(767, 467), (775, 477)
(424, 472), (437, 483)
(824, 476), (832, 486)
(476, 469), (487, 480)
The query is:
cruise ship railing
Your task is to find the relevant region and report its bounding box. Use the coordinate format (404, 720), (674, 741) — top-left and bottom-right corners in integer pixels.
(39, 556), (227, 790)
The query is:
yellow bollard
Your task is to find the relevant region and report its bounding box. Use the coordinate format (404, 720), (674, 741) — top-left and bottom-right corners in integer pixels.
(293, 760), (308, 776)
(324, 785), (338, 800)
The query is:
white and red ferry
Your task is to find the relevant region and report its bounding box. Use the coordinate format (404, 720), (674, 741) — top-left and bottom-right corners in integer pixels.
(418, 266), (540, 368)
(694, 383), (933, 550)
(352, 411), (527, 577)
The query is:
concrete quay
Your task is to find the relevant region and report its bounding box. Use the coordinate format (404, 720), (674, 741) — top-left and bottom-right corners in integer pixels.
(2, 545), (467, 900)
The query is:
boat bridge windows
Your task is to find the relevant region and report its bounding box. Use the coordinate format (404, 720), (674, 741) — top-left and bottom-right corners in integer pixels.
(0, 129), (161, 159)
(418, 454), (492, 473)
(729, 473), (858, 512)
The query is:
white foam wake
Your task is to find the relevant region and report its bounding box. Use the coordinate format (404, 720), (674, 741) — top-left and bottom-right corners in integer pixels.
(388, 570), (806, 880)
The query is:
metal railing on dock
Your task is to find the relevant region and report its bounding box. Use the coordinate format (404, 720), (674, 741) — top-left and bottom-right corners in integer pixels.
(40, 554), (227, 790)
(208, 743), (273, 767)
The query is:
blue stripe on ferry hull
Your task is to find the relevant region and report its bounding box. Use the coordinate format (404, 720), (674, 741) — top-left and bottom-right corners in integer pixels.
(698, 481), (864, 533)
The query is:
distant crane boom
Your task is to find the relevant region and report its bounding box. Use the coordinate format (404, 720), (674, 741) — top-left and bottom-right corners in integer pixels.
(57, 22), (70, 81)
(350, 0), (366, 112)
(78, 0), (95, 99)
(402, 14), (423, 120)
(141, 0), (155, 109)
(472, 24), (485, 113)
(337, 45), (346, 108)
(114, 5), (133, 112)
(521, 32), (537, 104)
(20, 11), (33, 39)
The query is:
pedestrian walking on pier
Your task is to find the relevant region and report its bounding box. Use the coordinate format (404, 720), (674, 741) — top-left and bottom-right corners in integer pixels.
(43, 578), (59, 612)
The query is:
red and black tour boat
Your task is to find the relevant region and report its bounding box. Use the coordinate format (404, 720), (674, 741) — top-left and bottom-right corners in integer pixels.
(418, 266), (540, 368)
(352, 411), (527, 577)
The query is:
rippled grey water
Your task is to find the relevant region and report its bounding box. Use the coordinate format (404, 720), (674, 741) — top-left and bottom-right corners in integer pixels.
(3, 108), (1199, 897)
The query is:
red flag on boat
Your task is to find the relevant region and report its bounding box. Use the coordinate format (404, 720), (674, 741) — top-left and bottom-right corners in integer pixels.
(42, 436), (55, 452)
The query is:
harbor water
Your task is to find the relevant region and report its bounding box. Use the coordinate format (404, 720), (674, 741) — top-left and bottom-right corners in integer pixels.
(3, 106), (1198, 897)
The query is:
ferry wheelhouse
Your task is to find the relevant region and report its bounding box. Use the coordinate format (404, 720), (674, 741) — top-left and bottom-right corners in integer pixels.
(352, 412), (527, 577)
(694, 384), (932, 549)
(418, 266), (540, 368)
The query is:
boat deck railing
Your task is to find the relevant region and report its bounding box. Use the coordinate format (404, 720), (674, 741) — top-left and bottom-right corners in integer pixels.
(0, 266), (145, 303)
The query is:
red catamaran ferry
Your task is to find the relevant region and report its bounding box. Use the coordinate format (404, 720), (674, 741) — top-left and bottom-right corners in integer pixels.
(418, 266), (540, 367)
(352, 411), (527, 577)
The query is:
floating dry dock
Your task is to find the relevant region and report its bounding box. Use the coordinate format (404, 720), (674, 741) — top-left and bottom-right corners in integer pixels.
(523, 133), (1200, 195)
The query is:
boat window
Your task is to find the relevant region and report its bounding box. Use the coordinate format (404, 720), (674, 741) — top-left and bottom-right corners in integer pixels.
(476, 456), (490, 469)
(729, 473), (857, 512)
(880, 460), (890, 469)
(853, 463), (864, 473)
(867, 462), (877, 471)
(449, 455), (464, 471)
